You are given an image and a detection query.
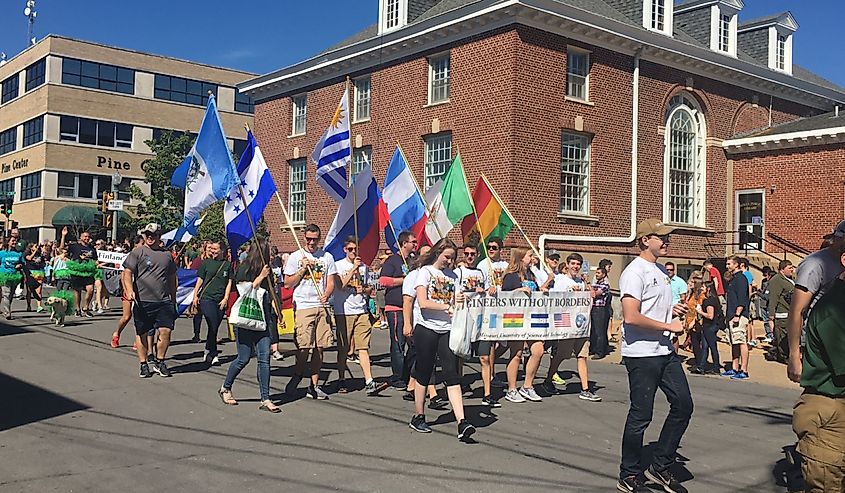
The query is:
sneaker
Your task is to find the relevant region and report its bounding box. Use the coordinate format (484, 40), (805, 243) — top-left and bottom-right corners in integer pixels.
(720, 369), (736, 377)
(461, 383), (473, 396)
(139, 362), (152, 378)
(689, 366), (704, 375)
(203, 350), (211, 363)
(457, 420), (476, 441)
(153, 360), (172, 377)
(731, 371), (749, 380)
(210, 356), (220, 366)
(110, 334), (119, 348)
(578, 390), (602, 402)
(272, 350), (285, 361)
(551, 373), (567, 386)
(505, 389), (526, 403)
(491, 376), (507, 388)
(519, 386), (543, 402)
(190, 335), (201, 343)
(96, 308), (105, 314)
(429, 396), (449, 410)
(337, 379), (349, 394)
(542, 380), (559, 395)
(36, 306), (44, 313)
(347, 354), (360, 365)
(365, 380), (389, 396)
(617, 475), (649, 492)
(764, 335), (774, 344)
(402, 391), (415, 402)
(747, 340), (758, 348)
(409, 414), (432, 433)
(84, 310), (95, 318)
(306, 385), (329, 400)
(644, 465), (687, 493)
(481, 395), (502, 408)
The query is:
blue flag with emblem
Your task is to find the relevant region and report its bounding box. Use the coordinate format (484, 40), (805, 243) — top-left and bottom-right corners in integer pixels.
(171, 95), (240, 227)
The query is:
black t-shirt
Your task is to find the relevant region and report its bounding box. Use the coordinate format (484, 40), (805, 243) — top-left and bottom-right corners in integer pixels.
(25, 254), (45, 271)
(701, 295), (722, 329)
(68, 243), (98, 263)
(502, 272), (522, 292)
(382, 253), (410, 308)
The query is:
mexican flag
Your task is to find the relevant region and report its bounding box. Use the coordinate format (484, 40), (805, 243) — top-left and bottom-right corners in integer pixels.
(424, 154), (473, 243)
(461, 175), (514, 258)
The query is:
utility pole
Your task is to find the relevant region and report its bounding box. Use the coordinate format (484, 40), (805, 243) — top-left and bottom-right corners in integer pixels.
(111, 172), (121, 242)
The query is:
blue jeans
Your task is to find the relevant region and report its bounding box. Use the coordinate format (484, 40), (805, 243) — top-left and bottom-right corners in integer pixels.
(386, 310), (406, 387)
(697, 323), (720, 370)
(223, 327), (271, 401)
(200, 299), (224, 357)
(620, 353), (694, 479)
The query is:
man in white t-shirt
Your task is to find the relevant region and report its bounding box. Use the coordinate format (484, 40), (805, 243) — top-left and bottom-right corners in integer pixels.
(284, 224), (337, 400)
(333, 237), (389, 396)
(482, 237), (509, 291)
(617, 219), (692, 493)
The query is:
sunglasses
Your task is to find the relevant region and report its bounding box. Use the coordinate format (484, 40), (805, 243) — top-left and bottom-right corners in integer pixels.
(345, 247), (358, 252)
(648, 234), (671, 243)
(305, 236), (320, 243)
(488, 246), (500, 251)
(464, 251), (477, 256)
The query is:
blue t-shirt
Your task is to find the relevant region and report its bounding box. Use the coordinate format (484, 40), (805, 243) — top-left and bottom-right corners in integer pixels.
(743, 270), (753, 286)
(669, 275), (688, 305)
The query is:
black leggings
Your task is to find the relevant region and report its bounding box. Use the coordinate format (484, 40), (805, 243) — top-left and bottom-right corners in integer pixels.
(412, 325), (460, 387)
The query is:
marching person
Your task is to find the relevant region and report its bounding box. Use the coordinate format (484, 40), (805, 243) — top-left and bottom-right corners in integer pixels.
(590, 265), (612, 359)
(284, 224), (337, 400)
(766, 260), (795, 364)
(333, 236), (389, 395)
(23, 243), (46, 313)
(123, 224), (178, 378)
(617, 219), (692, 493)
(111, 235), (143, 349)
(189, 241), (209, 343)
(192, 239), (232, 366)
(407, 239), (476, 441)
(0, 238), (24, 320)
(380, 231), (418, 389)
(60, 227), (98, 318)
(218, 239), (280, 413)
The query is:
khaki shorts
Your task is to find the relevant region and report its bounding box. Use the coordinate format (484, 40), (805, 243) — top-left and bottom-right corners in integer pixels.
(294, 307), (335, 349)
(727, 316), (749, 345)
(793, 392), (845, 492)
(556, 337), (590, 359)
(336, 313), (373, 351)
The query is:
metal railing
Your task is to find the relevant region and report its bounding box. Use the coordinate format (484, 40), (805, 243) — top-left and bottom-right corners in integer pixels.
(705, 230), (806, 263)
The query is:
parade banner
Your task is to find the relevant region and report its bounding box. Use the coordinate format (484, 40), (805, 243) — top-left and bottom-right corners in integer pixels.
(97, 250), (128, 270)
(456, 291), (593, 341)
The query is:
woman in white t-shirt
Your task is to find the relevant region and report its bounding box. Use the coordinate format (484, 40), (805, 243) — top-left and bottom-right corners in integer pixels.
(407, 239), (476, 441)
(401, 245), (440, 406)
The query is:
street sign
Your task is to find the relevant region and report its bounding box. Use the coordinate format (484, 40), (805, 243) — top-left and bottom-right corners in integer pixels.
(751, 216), (762, 225)
(107, 199), (124, 211)
(745, 225), (753, 233)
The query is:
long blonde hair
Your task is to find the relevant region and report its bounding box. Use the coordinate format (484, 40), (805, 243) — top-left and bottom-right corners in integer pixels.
(505, 246), (530, 278)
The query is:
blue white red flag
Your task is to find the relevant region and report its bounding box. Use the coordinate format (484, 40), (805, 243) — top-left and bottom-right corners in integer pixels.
(324, 164), (386, 266)
(382, 146), (429, 251)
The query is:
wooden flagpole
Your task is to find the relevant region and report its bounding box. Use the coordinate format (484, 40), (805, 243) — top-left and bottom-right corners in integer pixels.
(456, 150), (493, 275)
(362, 150), (409, 271)
(345, 77), (359, 246)
(396, 142), (445, 239)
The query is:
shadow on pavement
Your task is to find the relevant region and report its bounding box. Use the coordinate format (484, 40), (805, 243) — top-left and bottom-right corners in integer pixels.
(0, 371), (89, 432)
(0, 320), (32, 336)
(722, 405), (793, 424)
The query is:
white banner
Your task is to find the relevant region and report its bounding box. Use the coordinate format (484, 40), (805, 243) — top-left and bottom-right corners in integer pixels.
(455, 291), (593, 341)
(96, 250), (128, 270)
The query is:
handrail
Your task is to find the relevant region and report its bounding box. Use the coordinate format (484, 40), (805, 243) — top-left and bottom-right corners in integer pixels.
(705, 230), (806, 261)
(768, 232), (811, 256)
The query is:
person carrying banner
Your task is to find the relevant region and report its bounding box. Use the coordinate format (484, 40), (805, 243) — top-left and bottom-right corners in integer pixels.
(192, 239), (232, 366)
(407, 239), (475, 441)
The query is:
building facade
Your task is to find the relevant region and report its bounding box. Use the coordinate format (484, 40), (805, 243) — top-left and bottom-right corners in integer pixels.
(0, 35), (255, 243)
(241, 0), (845, 279)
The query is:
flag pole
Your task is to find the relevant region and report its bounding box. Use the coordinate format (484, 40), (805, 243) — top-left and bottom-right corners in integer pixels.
(456, 151), (493, 275)
(345, 78), (360, 246)
(396, 142), (445, 239)
(361, 152), (409, 271)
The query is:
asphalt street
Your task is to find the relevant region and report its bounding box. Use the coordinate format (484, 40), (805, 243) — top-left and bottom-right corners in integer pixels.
(0, 302), (801, 492)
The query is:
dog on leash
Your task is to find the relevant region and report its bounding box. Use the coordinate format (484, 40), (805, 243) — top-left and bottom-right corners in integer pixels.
(44, 296), (69, 327)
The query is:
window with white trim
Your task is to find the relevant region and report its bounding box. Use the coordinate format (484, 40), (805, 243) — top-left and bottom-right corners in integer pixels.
(428, 53), (450, 105)
(386, 0), (401, 30)
(424, 134), (452, 191)
(57, 172), (113, 199)
(353, 77), (371, 122)
(651, 0), (665, 31)
(719, 14), (731, 52)
(289, 158), (307, 224)
(566, 50), (590, 101)
(291, 94), (307, 135)
(60, 116), (133, 149)
(776, 35), (786, 71)
(352, 146), (372, 180)
(664, 95), (706, 226)
(560, 133), (590, 215)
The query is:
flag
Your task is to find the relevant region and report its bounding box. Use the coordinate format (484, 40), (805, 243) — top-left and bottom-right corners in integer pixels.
(530, 313), (549, 329)
(382, 146), (429, 251)
(503, 313), (524, 328)
(175, 268), (198, 316)
(554, 313), (571, 328)
(461, 176), (514, 259)
(312, 90), (350, 203)
(424, 154), (474, 243)
(171, 95), (240, 226)
(324, 164), (385, 266)
(224, 131), (278, 259)
(162, 216), (204, 247)
(488, 314), (498, 330)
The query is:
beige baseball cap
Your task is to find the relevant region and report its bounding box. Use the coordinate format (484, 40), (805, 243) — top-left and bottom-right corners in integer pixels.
(636, 218), (676, 239)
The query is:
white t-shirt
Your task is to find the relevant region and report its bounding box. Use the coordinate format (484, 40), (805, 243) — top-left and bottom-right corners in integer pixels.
(403, 269), (422, 327)
(619, 256), (674, 358)
(551, 273), (586, 292)
(481, 260), (509, 289)
(531, 265), (552, 287)
(283, 249), (337, 310)
(455, 266), (488, 292)
(332, 258), (366, 315)
(795, 248), (844, 295)
(414, 265), (456, 333)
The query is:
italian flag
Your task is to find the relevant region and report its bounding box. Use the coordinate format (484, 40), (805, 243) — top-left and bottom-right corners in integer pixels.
(461, 175), (514, 258)
(424, 154), (474, 243)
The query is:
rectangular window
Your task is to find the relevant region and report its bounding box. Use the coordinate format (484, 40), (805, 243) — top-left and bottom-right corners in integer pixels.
(0, 127), (16, 155)
(57, 172), (76, 198)
(25, 58), (46, 91)
(58, 116), (133, 148)
(777, 35), (787, 70)
(289, 158), (307, 224)
(560, 133), (591, 215)
(291, 94), (307, 135)
(566, 50), (590, 101)
(233, 139), (248, 160)
(235, 90), (254, 113)
(153, 74), (217, 106)
(428, 54), (451, 104)
(352, 146), (372, 179)
(0, 178), (14, 195)
(61, 57), (134, 94)
(386, 0), (401, 29)
(353, 77), (371, 122)
(719, 14), (731, 52)
(651, 0), (665, 30)
(23, 116), (43, 147)
(20, 172), (41, 200)
(56, 172), (111, 199)
(424, 134), (453, 190)
(1, 75), (19, 104)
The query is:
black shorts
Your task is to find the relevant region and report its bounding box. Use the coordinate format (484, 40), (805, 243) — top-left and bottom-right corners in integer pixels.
(472, 340), (494, 356)
(71, 276), (94, 289)
(133, 301), (176, 336)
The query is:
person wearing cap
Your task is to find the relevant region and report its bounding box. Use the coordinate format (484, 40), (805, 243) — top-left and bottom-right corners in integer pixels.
(617, 219), (692, 493)
(123, 223), (178, 378)
(531, 250), (560, 287)
(787, 219), (845, 383)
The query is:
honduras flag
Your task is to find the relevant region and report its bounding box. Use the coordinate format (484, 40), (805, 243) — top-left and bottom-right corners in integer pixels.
(175, 268), (198, 316)
(311, 90), (350, 203)
(171, 95), (240, 227)
(324, 164), (386, 266)
(224, 131), (277, 259)
(382, 146), (429, 252)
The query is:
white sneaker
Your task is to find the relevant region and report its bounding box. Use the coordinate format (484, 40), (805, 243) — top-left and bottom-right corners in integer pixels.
(211, 356), (220, 366)
(96, 308), (105, 314)
(203, 350), (211, 362)
(505, 389), (526, 403)
(519, 386), (543, 402)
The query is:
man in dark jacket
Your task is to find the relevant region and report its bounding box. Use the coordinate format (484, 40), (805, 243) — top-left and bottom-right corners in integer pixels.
(767, 260), (795, 363)
(723, 256), (750, 380)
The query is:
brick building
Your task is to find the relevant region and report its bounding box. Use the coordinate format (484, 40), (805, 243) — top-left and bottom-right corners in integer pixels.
(240, 0), (845, 280)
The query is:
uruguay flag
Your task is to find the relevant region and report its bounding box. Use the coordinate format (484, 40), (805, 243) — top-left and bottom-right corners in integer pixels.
(176, 268), (198, 316)
(311, 90), (350, 203)
(224, 131), (278, 258)
(171, 95), (240, 227)
(324, 164), (385, 266)
(382, 146), (429, 251)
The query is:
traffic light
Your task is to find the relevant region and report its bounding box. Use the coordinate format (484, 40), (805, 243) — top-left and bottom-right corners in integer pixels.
(98, 192), (112, 213)
(1, 194), (13, 216)
(103, 212), (113, 228)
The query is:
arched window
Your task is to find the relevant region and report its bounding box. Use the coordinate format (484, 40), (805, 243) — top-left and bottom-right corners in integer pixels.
(664, 94), (706, 226)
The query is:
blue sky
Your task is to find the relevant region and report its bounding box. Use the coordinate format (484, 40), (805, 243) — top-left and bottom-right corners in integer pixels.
(0, 0), (841, 87)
